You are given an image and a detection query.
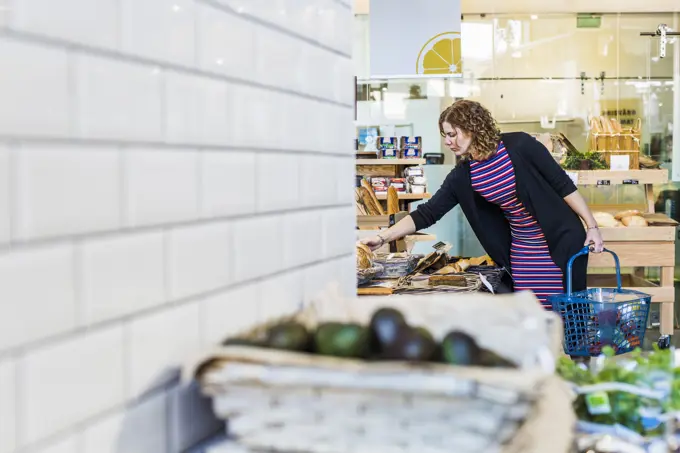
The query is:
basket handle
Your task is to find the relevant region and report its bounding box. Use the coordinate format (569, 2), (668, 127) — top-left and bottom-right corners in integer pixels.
(566, 246), (621, 295)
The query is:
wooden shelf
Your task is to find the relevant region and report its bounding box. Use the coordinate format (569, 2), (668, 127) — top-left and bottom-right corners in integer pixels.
(375, 193), (431, 200)
(356, 158), (425, 165)
(568, 169), (668, 185)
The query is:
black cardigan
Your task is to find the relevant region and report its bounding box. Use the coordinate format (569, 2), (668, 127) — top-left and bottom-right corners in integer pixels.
(411, 131), (588, 292)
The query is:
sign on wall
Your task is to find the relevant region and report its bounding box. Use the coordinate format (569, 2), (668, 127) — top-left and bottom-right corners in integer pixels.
(369, 0), (462, 78)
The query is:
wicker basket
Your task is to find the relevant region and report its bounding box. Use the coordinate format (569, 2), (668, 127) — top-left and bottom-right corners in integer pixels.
(588, 117), (641, 170)
(187, 291), (568, 453)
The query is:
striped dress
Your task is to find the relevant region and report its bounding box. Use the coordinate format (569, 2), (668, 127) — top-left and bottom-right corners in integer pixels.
(470, 142), (563, 309)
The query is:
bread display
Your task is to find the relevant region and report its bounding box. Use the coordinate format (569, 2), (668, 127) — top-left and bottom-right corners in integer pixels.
(592, 212), (620, 228)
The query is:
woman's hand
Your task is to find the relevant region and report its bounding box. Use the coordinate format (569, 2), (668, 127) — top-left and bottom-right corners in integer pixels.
(359, 235), (385, 251)
(585, 227), (604, 253)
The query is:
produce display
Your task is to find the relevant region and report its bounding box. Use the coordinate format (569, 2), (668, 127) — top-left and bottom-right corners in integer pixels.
(558, 346), (680, 451)
(223, 307), (517, 368)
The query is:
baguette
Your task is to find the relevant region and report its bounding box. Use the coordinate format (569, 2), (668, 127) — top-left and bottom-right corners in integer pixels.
(621, 215), (648, 227)
(358, 186), (382, 216)
(614, 209), (642, 220)
(360, 179), (385, 215)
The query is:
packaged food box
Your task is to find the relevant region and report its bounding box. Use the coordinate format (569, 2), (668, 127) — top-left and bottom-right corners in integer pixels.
(390, 178), (407, 192)
(378, 137), (399, 159)
(371, 177), (389, 193)
(401, 136), (422, 158)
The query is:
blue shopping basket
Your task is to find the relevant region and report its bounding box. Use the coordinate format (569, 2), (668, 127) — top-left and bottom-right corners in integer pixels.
(548, 246), (652, 357)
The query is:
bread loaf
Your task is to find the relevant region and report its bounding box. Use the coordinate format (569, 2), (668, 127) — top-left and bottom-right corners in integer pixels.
(356, 243), (375, 269)
(614, 209), (642, 220)
(593, 212), (619, 228)
(621, 215), (648, 227)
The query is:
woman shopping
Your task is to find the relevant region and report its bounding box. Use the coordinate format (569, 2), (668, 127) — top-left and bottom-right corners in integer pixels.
(361, 100), (604, 309)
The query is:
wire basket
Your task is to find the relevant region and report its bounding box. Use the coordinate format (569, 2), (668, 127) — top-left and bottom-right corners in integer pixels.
(548, 246), (651, 357)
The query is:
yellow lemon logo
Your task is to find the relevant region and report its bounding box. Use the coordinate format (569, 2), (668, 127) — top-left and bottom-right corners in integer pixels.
(416, 32), (462, 75)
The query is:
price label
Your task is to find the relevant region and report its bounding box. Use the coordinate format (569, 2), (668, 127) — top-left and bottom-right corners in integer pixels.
(597, 180), (611, 186)
(623, 179), (639, 185)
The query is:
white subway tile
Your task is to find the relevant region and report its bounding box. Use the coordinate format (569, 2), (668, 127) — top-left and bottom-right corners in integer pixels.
(336, 157), (355, 205)
(282, 211), (322, 268)
(0, 245), (76, 351)
(165, 73), (232, 146)
(82, 391), (167, 453)
(254, 28), (296, 90)
(13, 0), (118, 50)
(0, 147), (9, 245)
(196, 3), (255, 81)
(167, 222), (231, 300)
(0, 39), (69, 137)
(168, 382), (222, 452)
(232, 216), (283, 282)
(260, 270), (303, 321)
(300, 155), (335, 207)
(303, 260), (335, 304)
(242, 87), (278, 149)
(31, 434), (80, 453)
(337, 254), (356, 298)
(322, 207), (355, 259)
(256, 153), (299, 212)
(334, 57), (355, 105)
(121, 0), (195, 66)
(15, 145), (121, 240)
(80, 231), (165, 325)
(127, 303), (200, 399)
(200, 151), (256, 218)
(0, 359), (15, 453)
(124, 148), (199, 227)
(20, 325), (125, 445)
(227, 84), (259, 148)
(75, 55), (163, 141)
(200, 283), (260, 346)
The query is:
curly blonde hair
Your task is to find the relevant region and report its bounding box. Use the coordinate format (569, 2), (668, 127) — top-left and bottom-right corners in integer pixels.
(439, 100), (501, 161)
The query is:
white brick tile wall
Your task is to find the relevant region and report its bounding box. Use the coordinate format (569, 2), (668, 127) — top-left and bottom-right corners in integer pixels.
(167, 222), (231, 300)
(196, 3), (255, 81)
(200, 283), (260, 346)
(14, 145), (121, 240)
(0, 245), (76, 351)
(75, 55), (164, 141)
(231, 216), (284, 282)
(256, 153), (300, 212)
(121, 0), (196, 67)
(0, 39), (70, 137)
(0, 1), (354, 451)
(0, 147), (10, 245)
(19, 325), (125, 446)
(124, 148), (200, 227)
(12, 0), (119, 50)
(0, 359), (15, 453)
(79, 231), (166, 325)
(200, 151), (256, 218)
(127, 302), (201, 399)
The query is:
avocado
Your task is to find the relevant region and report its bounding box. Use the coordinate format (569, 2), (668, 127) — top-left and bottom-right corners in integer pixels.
(265, 321), (311, 352)
(385, 326), (437, 362)
(369, 307), (408, 356)
(314, 322), (369, 358)
(477, 348), (516, 368)
(441, 331), (480, 366)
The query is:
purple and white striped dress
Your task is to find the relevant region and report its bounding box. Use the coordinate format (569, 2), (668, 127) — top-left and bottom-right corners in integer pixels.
(470, 142), (563, 309)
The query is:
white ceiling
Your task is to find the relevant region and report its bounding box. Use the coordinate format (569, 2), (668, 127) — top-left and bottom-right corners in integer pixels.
(354, 0), (680, 14)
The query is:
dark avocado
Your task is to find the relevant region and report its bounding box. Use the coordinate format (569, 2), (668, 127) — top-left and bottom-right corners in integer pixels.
(314, 322), (369, 358)
(265, 321), (311, 352)
(369, 307), (408, 356)
(477, 348), (516, 368)
(441, 331), (480, 366)
(385, 326), (437, 362)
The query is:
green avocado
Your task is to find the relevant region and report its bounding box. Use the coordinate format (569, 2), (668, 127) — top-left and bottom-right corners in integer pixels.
(477, 348), (516, 368)
(385, 326), (437, 362)
(369, 307), (408, 356)
(265, 321), (311, 352)
(441, 331), (480, 366)
(314, 322), (369, 358)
